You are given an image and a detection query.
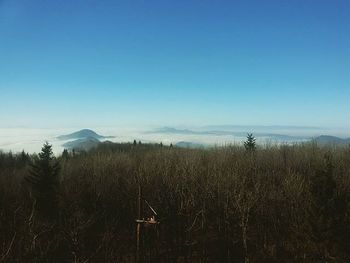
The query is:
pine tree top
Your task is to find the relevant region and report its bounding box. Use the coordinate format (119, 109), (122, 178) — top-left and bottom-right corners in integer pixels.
(38, 141), (54, 161)
(244, 133), (256, 151)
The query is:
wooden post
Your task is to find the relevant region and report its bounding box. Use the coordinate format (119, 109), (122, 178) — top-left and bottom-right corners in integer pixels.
(136, 184), (160, 262)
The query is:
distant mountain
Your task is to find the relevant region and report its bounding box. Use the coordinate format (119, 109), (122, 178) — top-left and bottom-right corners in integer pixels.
(151, 127), (200, 135)
(175, 141), (205, 148)
(149, 127), (309, 142)
(314, 135), (350, 146)
(254, 133), (309, 141)
(202, 125), (321, 131)
(62, 137), (101, 151)
(57, 129), (113, 140)
(149, 127), (233, 136)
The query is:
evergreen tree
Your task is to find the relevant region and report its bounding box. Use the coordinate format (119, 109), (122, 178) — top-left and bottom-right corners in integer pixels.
(244, 133), (256, 151)
(25, 142), (60, 220)
(62, 149), (69, 160)
(7, 151), (14, 168)
(19, 150), (29, 167)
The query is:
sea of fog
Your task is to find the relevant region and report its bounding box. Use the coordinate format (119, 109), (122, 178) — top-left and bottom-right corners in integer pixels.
(0, 126), (348, 155)
(0, 127), (145, 154)
(0, 127), (249, 154)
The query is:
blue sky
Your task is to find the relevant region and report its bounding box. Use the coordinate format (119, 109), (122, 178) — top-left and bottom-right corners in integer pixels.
(0, 0), (349, 129)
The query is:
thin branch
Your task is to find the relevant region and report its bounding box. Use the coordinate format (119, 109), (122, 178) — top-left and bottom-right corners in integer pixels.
(1, 232), (16, 262)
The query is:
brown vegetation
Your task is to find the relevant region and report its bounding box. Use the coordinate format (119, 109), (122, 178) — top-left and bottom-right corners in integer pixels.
(0, 142), (350, 262)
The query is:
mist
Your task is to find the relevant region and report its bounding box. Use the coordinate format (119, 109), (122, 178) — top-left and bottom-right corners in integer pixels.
(1, 125), (348, 154)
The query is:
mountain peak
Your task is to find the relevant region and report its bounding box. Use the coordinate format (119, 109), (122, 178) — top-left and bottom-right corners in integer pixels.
(57, 129), (113, 140)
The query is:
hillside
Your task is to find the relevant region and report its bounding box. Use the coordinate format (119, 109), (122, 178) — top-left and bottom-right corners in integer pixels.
(57, 129), (113, 140)
(62, 136), (101, 151)
(314, 135), (350, 145)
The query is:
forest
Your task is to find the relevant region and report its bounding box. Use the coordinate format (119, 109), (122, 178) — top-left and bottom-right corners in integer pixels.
(0, 139), (350, 262)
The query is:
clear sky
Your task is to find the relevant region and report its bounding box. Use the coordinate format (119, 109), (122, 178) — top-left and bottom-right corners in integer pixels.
(1, 0), (349, 129)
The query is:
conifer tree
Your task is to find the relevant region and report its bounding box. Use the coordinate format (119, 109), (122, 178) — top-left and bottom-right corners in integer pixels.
(244, 133), (256, 151)
(19, 149), (29, 167)
(25, 142), (60, 220)
(62, 149), (69, 160)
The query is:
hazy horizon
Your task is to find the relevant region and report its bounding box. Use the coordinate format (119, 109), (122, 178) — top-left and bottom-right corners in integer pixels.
(1, 124), (349, 154)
